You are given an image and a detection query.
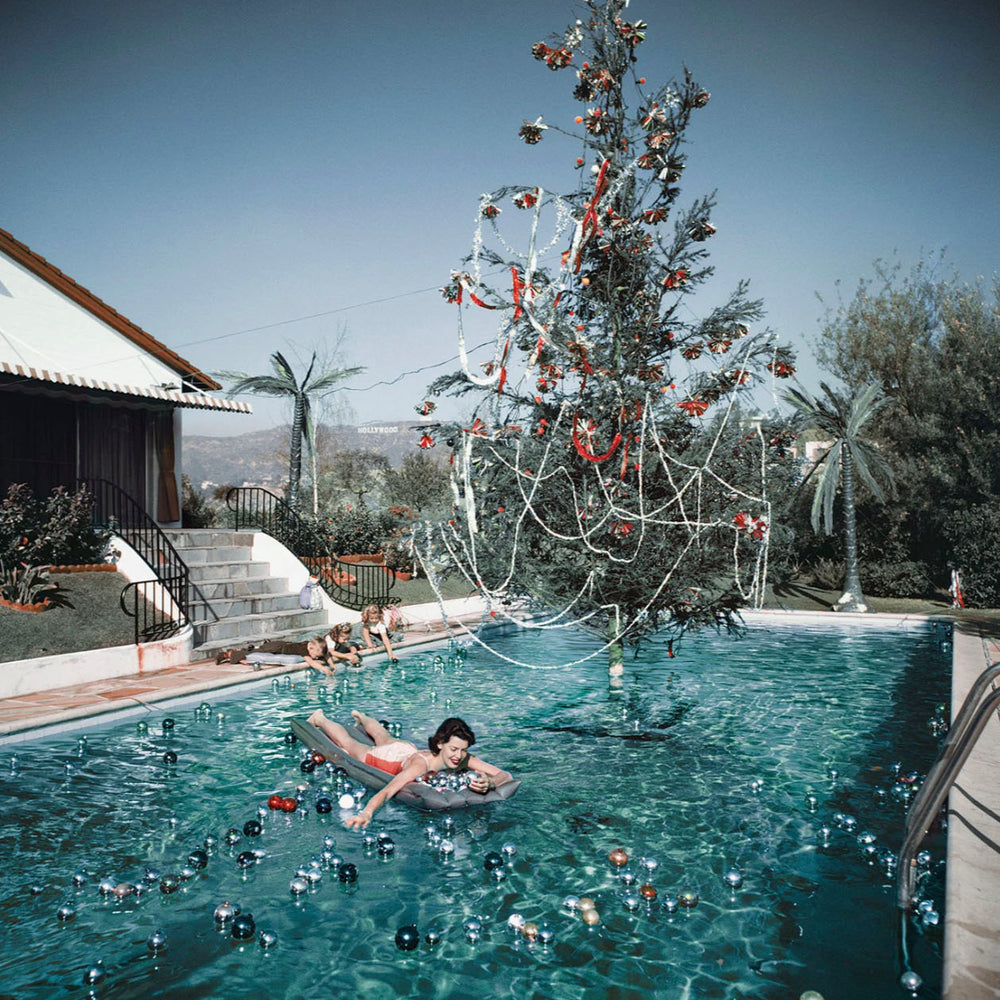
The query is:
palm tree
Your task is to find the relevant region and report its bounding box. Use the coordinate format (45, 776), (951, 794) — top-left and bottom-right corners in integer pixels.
(221, 351), (364, 511)
(785, 382), (893, 612)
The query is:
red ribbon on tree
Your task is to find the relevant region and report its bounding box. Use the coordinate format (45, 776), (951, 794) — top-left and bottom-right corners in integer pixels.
(574, 159), (611, 272)
(572, 412), (622, 462)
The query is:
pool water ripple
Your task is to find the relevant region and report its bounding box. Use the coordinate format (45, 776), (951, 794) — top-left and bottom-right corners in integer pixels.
(0, 621), (949, 999)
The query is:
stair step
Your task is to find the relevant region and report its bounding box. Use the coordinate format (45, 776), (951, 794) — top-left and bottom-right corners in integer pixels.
(168, 545), (254, 564)
(189, 592), (302, 619)
(188, 577), (289, 600)
(187, 561), (273, 583)
(193, 608), (328, 644)
(163, 529), (257, 549)
(191, 624), (331, 658)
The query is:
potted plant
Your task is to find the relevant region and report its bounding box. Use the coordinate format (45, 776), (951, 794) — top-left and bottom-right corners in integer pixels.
(383, 535), (415, 581)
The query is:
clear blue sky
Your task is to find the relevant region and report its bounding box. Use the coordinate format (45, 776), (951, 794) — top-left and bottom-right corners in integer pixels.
(4, 0), (998, 435)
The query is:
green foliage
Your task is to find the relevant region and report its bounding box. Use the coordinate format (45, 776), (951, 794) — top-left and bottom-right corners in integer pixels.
(814, 256), (1000, 604)
(424, 1), (795, 646)
(315, 449), (393, 509)
(181, 475), (219, 528)
(940, 502), (1000, 607)
(0, 483), (108, 567)
(783, 382), (892, 610)
(386, 453), (451, 516)
(220, 351), (365, 510)
(0, 560), (72, 608)
(315, 505), (394, 556)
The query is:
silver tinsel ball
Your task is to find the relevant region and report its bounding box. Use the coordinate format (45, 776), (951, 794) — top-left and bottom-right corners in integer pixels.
(147, 929), (167, 951)
(289, 878), (309, 895)
(537, 922), (555, 945)
(259, 929), (278, 948)
(439, 839), (455, 855)
(723, 868), (743, 890)
(900, 969), (922, 993)
(83, 962), (105, 985)
(501, 841), (517, 857)
(623, 894), (640, 912)
(214, 901), (238, 923)
(57, 905), (76, 921)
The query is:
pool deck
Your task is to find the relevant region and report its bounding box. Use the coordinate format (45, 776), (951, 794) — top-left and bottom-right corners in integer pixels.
(0, 598), (496, 741)
(1, 606), (998, 997)
(946, 621), (1000, 1000)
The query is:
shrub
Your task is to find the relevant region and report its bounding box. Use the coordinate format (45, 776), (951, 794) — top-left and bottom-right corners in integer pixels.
(0, 559), (72, 608)
(861, 560), (934, 599)
(941, 502), (1000, 607)
(181, 475), (219, 528)
(808, 558), (843, 591)
(317, 506), (386, 555)
(0, 483), (107, 567)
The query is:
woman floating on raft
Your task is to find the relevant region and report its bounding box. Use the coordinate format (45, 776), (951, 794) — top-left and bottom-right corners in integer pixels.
(306, 709), (513, 828)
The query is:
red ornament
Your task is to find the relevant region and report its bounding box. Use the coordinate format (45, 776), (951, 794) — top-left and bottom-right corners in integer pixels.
(609, 847), (629, 867)
(312, 752), (326, 764)
(268, 794), (284, 811)
(281, 797), (298, 813)
(639, 883), (657, 900)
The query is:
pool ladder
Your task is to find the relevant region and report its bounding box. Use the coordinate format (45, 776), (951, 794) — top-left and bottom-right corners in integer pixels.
(897, 659), (1000, 910)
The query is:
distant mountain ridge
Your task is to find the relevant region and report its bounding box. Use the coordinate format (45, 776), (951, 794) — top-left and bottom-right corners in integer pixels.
(182, 421), (429, 489)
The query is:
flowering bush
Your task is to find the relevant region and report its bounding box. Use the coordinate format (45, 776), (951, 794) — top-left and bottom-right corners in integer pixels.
(0, 483), (108, 567)
(314, 506), (395, 557)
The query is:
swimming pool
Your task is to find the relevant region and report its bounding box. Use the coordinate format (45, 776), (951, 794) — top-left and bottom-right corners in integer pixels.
(0, 620), (949, 999)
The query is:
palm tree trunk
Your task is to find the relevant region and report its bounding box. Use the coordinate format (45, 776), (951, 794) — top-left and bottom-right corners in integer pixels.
(288, 394), (304, 510)
(835, 447), (868, 612)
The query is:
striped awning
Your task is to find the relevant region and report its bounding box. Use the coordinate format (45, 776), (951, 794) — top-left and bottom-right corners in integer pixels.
(1, 360), (252, 412)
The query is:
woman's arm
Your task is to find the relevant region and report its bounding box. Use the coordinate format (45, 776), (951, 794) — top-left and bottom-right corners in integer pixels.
(466, 756), (513, 793)
(345, 758), (427, 829)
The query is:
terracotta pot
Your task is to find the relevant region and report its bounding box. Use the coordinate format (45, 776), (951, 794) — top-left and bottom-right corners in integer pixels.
(338, 553), (384, 564)
(0, 595), (51, 613)
(394, 571), (413, 582)
(49, 563), (117, 574)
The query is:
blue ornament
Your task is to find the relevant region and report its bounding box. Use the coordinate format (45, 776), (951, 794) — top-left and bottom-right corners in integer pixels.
(395, 924), (419, 951)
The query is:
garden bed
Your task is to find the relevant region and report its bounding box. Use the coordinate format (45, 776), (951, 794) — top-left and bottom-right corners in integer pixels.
(0, 570), (138, 663)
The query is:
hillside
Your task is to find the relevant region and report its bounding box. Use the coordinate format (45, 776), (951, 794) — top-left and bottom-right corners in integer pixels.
(182, 421), (430, 489)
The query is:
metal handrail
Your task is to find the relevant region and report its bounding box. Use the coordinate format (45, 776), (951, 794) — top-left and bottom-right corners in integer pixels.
(119, 577), (189, 643)
(897, 660), (1000, 909)
(83, 477), (192, 644)
(225, 487), (396, 611)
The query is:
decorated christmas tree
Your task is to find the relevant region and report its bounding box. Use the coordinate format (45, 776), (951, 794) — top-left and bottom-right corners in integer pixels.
(418, 0), (796, 669)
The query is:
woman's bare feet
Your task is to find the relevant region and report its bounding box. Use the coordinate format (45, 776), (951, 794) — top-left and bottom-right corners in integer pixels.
(307, 709), (327, 727)
(350, 709), (366, 726)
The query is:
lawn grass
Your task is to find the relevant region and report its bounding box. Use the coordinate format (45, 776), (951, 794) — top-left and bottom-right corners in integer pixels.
(0, 571), (139, 663)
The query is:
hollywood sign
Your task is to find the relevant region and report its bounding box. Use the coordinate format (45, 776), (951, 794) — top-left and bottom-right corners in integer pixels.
(358, 426), (400, 434)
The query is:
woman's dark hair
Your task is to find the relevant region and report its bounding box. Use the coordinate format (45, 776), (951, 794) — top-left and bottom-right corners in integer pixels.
(428, 717), (476, 754)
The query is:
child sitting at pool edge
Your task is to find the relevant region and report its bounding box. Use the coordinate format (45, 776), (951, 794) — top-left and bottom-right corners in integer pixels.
(360, 604), (399, 663)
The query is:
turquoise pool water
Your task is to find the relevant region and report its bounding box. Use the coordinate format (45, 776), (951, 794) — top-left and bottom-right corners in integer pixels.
(0, 620), (949, 999)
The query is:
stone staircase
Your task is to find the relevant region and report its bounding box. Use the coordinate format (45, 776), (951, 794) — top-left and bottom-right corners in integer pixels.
(161, 529), (329, 658)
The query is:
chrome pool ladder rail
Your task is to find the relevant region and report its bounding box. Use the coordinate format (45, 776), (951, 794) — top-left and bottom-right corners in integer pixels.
(897, 660), (1000, 909)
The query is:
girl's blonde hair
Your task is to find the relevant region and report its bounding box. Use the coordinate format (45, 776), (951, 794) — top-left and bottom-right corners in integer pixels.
(361, 604), (381, 621)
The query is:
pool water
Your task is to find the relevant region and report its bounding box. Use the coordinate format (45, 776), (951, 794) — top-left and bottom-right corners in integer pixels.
(0, 620), (950, 1000)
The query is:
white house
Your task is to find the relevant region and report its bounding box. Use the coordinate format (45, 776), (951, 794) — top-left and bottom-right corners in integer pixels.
(0, 228), (250, 524)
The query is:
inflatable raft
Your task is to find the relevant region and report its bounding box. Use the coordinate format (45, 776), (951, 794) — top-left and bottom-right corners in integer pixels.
(289, 717), (520, 812)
